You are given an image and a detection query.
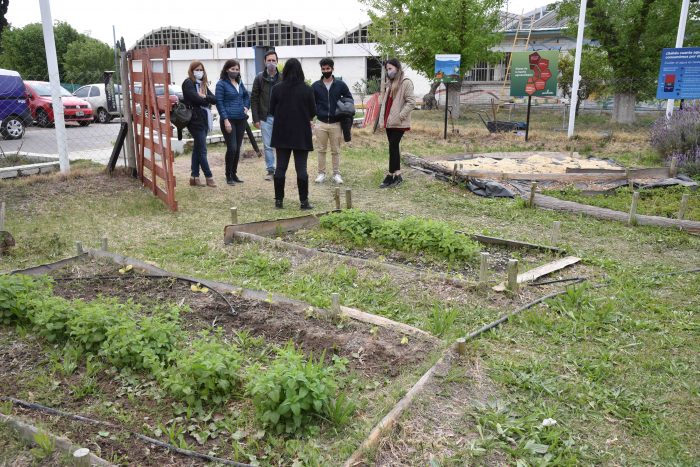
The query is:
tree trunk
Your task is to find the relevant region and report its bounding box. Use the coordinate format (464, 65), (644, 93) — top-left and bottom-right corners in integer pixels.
(422, 81), (440, 110)
(612, 92), (636, 124)
(446, 82), (462, 119)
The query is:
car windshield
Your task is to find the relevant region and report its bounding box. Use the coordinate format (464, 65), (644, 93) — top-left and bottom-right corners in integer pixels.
(30, 82), (72, 97)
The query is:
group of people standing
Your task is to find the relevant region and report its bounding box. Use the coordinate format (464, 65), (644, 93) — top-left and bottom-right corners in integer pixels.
(182, 52), (415, 208)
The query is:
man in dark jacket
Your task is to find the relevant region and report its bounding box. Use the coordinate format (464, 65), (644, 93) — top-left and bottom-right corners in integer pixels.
(311, 58), (353, 185)
(251, 50), (280, 180)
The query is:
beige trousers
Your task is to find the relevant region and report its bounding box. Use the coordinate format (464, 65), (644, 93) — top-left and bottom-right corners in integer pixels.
(316, 121), (342, 175)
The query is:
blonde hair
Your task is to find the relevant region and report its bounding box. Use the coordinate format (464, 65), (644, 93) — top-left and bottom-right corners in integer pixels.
(187, 61), (209, 94)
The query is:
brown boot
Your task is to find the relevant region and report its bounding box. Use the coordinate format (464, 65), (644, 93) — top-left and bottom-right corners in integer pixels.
(206, 177), (217, 187)
(190, 177), (204, 187)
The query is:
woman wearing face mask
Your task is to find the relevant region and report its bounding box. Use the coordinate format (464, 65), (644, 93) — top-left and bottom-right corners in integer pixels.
(269, 58), (317, 210)
(378, 58), (416, 188)
(216, 59), (250, 185)
(182, 61), (217, 187)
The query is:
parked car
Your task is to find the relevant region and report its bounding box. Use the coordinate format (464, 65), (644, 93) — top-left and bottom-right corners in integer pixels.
(132, 84), (180, 118)
(73, 83), (122, 123)
(24, 81), (93, 127)
(0, 69), (33, 140)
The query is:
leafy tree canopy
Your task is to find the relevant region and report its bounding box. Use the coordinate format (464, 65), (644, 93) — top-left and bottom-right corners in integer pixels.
(63, 37), (114, 83)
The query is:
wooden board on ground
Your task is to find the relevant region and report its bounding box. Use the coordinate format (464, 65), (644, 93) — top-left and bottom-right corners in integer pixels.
(223, 211), (337, 243)
(493, 256), (581, 291)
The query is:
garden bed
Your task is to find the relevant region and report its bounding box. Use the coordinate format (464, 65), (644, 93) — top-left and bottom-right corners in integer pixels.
(0, 153), (60, 179)
(1, 255), (440, 465)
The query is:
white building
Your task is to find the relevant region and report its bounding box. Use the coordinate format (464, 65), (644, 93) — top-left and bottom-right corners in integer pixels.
(130, 5), (574, 104)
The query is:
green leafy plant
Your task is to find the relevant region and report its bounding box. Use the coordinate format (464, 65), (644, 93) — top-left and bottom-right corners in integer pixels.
(324, 392), (356, 426)
(30, 431), (55, 460)
(159, 332), (243, 411)
(67, 298), (128, 353)
(0, 274), (52, 325)
(426, 304), (459, 337)
(100, 305), (183, 371)
(27, 295), (74, 343)
(247, 343), (344, 435)
(320, 210), (480, 262)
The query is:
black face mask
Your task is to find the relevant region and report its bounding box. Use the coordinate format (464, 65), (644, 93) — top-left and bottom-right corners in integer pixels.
(228, 71), (239, 80)
(322, 71), (332, 79)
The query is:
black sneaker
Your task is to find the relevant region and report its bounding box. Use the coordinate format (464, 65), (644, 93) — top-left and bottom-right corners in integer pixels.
(275, 199), (283, 209)
(389, 174), (404, 187)
(231, 175), (244, 183)
(226, 179), (236, 185)
(300, 200), (314, 210)
(379, 174), (394, 188)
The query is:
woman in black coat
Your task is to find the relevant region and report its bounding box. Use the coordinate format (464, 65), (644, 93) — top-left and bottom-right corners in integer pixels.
(269, 58), (316, 210)
(182, 61), (217, 187)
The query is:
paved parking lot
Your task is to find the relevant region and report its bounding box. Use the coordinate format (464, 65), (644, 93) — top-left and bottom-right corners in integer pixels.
(0, 120), (123, 164)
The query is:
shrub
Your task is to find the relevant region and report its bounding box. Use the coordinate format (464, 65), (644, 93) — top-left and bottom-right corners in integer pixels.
(320, 210), (480, 262)
(159, 332), (243, 410)
(100, 305), (183, 371)
(0, 274), (52, 325)
(651, 103), (700, 176)
(247, 343), (342, 435)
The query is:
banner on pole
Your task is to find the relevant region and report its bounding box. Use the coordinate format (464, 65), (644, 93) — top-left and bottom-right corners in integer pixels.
(434, 54), (461, 83)
(510, 51), (559, 97)
(656, 47), (700, 100)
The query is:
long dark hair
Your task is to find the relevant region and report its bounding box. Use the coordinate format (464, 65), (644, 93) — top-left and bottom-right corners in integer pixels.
(281, 58), (305, 84)
(220, 59), (241, 82)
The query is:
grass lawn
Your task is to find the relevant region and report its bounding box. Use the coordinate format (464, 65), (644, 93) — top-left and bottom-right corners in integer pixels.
(0, 110), (698, 465)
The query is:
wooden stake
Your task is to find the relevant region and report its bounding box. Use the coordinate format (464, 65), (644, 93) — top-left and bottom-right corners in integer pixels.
(76, 241), (83, 255)
(628, 191), (639, 226)
(507, 259), (519, 293)
(479, 252), (489, 285)
(452, 164), (457, 183)
(230, 207), (238, 225)
(330, 292), (341, 319)
(529, 182), (537, 208)
(669, 156), (678, 178)
(551, 221), (561, 245)
(345, 189), (352, 209)
(455, 337), (467, 355)
(678, 194), (689, 220)
(73, 448), (91, 467)
(625, 169), (633, 190)
(101, 236), (108, 251)
(334, 188), (341, 210)
(0, 201), (4, 232)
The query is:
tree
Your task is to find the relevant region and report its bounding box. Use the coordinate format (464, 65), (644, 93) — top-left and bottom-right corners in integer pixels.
(64, 37), (114, 84)
(0, 0), (9, 48)
(0, 21), (82, 79)
(361, 0), (504, 118)
(559, 46), (612, 116)
(558, 0), (700, 124)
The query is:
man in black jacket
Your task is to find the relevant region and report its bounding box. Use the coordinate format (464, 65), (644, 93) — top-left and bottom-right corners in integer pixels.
(311, 58), (353, 185)
(251, 50), (280, 180)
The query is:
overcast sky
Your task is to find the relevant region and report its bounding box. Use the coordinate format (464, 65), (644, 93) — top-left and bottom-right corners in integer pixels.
(7, 0), (550, 46)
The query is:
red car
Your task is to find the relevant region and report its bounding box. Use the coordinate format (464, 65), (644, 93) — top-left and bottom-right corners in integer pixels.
(24, 81), (93, 127)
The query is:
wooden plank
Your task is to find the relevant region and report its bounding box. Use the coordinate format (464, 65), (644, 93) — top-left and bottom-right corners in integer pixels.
(223, 212), (336, 243)
(493, 256), (580, 291)
(340, 305), (435, 339)
(462, 232), (564, 253)
(566, 167), (669, 178)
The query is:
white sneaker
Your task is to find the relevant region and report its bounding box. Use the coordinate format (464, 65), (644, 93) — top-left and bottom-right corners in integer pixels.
(333, 173), (344, 184)
(315, 173), (326, 183)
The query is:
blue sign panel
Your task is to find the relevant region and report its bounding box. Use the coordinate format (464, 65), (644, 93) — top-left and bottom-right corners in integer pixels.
(656, 47), (700, 99)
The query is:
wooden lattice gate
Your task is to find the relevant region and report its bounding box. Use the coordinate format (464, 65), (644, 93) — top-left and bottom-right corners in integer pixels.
(128, 46), (178, 211)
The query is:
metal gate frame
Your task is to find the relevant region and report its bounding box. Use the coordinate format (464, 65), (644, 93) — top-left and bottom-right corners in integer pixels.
(127, 46), (177, 211)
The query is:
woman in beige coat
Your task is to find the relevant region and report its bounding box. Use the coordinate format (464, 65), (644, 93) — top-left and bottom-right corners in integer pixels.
(378, 58), (416, 188)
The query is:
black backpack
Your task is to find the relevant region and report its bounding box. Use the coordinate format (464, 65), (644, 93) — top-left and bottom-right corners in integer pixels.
(170, 102), (192, 140)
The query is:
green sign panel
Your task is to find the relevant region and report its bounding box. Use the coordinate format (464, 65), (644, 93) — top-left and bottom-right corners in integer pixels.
(510, 50), (559, 97)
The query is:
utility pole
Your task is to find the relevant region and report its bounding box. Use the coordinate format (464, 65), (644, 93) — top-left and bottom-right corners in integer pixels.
(39, 0), (69, 173)
(665, 0), (691, 119)
(567, 0), (587, 139)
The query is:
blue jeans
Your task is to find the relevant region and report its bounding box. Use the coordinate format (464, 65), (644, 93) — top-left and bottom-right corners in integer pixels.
(190, 127), (212, 178)
(260, 115), (275, 173)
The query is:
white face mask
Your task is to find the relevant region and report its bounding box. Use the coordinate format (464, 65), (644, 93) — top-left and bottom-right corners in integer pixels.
(193, 70), (204, 80)
(387, 70), (397, 80)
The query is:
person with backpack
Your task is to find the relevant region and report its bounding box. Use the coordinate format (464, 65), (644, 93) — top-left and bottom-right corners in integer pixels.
(269, 58), (316, 210)
(182, 61), (217, 187)
(251, 50), (280, 181)
(377, 58), (415, 188)
(216, 59), (250, 185)
(311, 58), (353, 185)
